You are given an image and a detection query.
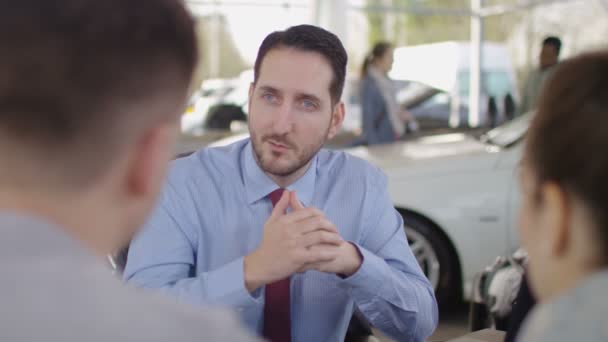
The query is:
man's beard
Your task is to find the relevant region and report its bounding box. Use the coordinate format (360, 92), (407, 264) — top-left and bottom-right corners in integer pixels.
(251, 128), (329, 177)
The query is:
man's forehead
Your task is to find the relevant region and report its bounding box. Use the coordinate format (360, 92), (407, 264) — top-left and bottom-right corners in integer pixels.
(257, 47), (333, 100)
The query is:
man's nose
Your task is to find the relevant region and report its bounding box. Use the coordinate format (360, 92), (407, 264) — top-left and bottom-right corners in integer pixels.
(272, 102), (294, 134)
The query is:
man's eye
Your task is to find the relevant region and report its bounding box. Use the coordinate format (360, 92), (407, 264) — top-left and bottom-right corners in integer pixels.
(262, 93), (277, 103)
(301, 100), (317, 110)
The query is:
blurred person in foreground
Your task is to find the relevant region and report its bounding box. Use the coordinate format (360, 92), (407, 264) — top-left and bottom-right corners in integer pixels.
(359, 42), (416, 145)
(0, 1), (256, 341)
(125, 25), (438, 342)
(518, 36), (562, 115)
(517, 50), (608, 342)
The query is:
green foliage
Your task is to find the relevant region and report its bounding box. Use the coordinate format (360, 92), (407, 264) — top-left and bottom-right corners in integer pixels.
(365, 0), (521, 46)
(366, 0), (388, 44)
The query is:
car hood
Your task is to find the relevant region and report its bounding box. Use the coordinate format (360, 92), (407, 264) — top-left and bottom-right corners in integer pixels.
(346, 133), (501, 174)
(209, 131), (503, 178)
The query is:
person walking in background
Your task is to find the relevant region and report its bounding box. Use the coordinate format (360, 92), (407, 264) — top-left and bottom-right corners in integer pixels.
(516, 50), (608, 342)
(518, 36), (562, 115)
(0, 1), (256, 341)
(360, 42), (415, 145)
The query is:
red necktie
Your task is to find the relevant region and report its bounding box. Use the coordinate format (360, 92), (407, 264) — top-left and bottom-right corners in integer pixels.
(263, 188), (292, 342)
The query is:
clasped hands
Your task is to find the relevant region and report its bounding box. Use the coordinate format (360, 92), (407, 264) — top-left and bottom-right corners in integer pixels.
(244, 190), (362, 292)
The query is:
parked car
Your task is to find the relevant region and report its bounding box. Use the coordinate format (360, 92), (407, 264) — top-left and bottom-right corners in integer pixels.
(181, 71), (251, 136)
(346, 113), (530, 302)
(210, 113), (531, 303)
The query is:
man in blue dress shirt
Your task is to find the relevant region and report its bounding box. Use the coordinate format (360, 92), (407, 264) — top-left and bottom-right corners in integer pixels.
(125, 25), (438, 342)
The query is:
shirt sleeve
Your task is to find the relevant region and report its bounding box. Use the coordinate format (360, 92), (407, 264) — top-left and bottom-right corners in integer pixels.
(336, 172), (439, 342)
(123, 181), (263, 311)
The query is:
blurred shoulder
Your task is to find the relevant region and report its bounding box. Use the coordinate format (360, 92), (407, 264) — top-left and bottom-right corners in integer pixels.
(518, 281), (608, 342)
(121, 286), (259, 341)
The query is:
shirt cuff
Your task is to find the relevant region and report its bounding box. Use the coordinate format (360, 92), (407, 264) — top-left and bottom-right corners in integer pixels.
(337, 243), (387, 295)
(206, 256), (264, 309)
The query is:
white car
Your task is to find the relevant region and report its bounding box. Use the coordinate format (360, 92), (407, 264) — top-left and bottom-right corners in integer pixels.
(347, 114), (530, 302)
(209, 114), (531, 302)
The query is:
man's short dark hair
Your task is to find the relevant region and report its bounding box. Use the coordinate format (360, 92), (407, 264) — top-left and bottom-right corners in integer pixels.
(253, 25), (348, 105)
(543, 36), (562, 54)
(0, 0), (197, 186)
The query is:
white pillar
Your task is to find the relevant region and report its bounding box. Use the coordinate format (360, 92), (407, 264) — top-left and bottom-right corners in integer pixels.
(382, 0), (395, 41)
(312, 0), (322, 26)
(468, 0), (484, 127)
(209, 7), (220, 78)
(312, 0), (348, 44)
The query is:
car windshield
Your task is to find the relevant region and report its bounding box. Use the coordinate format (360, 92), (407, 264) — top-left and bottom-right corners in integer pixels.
(481, 112), (533, 148)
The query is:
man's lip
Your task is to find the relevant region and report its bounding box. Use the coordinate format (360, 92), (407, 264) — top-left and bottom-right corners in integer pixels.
(267, 140), (289, 149)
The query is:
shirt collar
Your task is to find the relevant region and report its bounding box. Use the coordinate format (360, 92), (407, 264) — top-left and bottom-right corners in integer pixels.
(242, 139), (317, 207)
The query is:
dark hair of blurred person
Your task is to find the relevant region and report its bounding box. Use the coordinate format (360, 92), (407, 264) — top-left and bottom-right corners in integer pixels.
(0, 0), (197, 251)
(0, 1), (257, 341)
(360, 41), (393, 78)
(253, 24), (347, 106)
(540, 36), (562, 70)
(517, 50), (608, 342)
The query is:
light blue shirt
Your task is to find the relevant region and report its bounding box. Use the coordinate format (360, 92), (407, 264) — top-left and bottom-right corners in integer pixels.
(124, 139), (438, 342)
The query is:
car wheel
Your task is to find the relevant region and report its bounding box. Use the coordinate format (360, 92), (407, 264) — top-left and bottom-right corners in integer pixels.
(402, 213), (460, 303)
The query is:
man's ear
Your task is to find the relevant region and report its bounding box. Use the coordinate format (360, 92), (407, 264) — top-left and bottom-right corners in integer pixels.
(126, 121), (176, 198)
(327, 101), (345, 140)
(539, 182), (571, 260)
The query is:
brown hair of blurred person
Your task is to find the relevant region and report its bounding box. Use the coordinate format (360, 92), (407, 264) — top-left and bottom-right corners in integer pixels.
(360, 41), (394, 78)
(0, 0), (197, 255)
(519, 50), (608, 303)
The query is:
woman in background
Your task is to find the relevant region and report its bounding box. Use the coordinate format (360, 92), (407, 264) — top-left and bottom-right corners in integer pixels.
(516, 50), (608, 341)
(359, 42), (414, 145)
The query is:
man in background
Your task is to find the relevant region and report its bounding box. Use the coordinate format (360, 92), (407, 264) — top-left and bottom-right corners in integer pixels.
(0, 1), (256, 341)
(519, 36), (562, 115)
